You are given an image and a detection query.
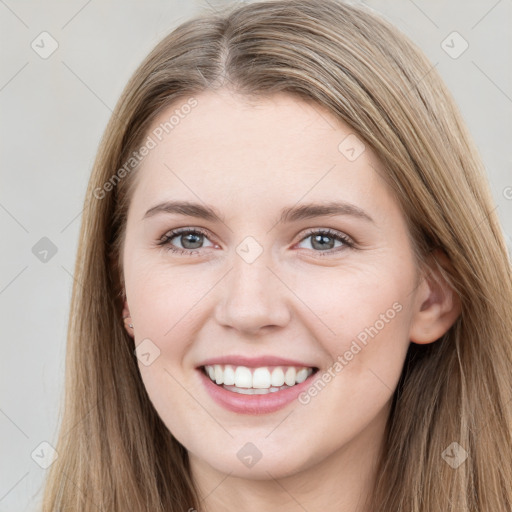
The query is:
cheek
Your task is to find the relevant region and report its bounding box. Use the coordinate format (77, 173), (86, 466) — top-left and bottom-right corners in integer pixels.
(125, 264), (211, 443)
(126, 261), (214, 339)
(289, 261), (413, 347)
(287, 261), (415, 412)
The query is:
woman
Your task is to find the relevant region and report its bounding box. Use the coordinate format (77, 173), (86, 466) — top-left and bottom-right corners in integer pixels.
(42, 0), (512, 510)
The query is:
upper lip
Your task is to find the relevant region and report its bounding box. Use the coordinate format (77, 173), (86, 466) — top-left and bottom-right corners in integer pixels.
(197, 355), (318, 369)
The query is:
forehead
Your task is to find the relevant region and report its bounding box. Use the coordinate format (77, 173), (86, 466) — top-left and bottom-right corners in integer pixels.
(129, 89), (393, 221)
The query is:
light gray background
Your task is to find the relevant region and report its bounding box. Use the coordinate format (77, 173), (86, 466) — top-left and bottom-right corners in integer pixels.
(1, 0), (511, 510)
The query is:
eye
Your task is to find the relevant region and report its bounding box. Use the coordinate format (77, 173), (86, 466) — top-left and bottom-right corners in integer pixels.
(157, 228), (215, 255)
(296, 228), (354, 255)
(157, 227), (354, 257)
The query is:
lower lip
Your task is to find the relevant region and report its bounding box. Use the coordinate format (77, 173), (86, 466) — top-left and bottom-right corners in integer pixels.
(197, 368), (318, 415)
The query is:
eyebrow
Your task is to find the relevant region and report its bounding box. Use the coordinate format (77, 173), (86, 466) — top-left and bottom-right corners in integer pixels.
(143, 200), (374, 225)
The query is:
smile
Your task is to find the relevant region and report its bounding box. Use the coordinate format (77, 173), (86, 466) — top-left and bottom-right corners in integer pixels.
(198, 364), (319, 414)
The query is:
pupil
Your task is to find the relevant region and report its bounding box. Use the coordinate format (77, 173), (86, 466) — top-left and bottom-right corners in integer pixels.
(312, 234), (334, 250)
(182, 233), (202, 249)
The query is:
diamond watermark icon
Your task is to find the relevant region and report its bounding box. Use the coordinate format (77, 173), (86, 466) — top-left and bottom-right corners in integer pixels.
(31, 31), (59, 59)
(31, 441), (58, 469)
(32, 237), (58, 263)
(441, 442), (468, 469)
(237, 442), (262, 468)
(236, 236), (263, 264)
(338, 134), (366, 161)
(134, 338), (161, 366)
(441, 31), (469, 59)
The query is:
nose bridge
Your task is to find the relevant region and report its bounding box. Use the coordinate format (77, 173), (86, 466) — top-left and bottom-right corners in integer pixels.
(214, 243), (291, 333)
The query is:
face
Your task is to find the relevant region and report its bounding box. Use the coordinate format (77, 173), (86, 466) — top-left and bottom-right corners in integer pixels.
(122, 89), (425, 481)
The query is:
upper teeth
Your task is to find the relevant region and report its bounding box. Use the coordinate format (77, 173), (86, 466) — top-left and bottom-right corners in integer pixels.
(204, 364), (314, 389)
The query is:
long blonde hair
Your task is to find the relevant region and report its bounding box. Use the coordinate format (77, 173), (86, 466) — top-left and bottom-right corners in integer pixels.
(42, 1), (512, 510)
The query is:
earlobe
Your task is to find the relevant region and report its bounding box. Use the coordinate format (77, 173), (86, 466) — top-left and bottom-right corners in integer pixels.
(122, 298), (135, 337)
(409, 251), (461, 345)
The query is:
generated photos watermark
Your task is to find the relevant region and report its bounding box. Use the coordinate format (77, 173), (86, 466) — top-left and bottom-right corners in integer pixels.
(93, 97), (198, 200)
(298, 301), (403, 405)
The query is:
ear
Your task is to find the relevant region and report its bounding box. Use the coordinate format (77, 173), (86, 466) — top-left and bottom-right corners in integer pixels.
(409, 249), (461, 344)
(122, 297), (135, 338)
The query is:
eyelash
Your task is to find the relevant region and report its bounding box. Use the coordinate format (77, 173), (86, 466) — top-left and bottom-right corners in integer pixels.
(157, 227), (355, 257)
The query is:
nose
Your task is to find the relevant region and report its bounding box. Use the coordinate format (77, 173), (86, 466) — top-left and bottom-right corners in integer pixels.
(213, 253), (292, 336)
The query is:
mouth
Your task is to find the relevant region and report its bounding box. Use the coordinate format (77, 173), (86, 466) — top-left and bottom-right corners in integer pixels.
(200, 364), (319, 395)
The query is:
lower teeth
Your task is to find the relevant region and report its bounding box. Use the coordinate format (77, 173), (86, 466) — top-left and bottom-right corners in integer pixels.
(221, 384), (292, 394)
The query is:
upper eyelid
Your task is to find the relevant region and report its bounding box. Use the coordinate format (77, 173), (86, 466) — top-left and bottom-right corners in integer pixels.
(159, 227), (212, 245)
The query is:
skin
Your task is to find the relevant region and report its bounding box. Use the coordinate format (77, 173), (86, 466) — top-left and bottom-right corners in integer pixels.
(121, 89), (460, 511)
